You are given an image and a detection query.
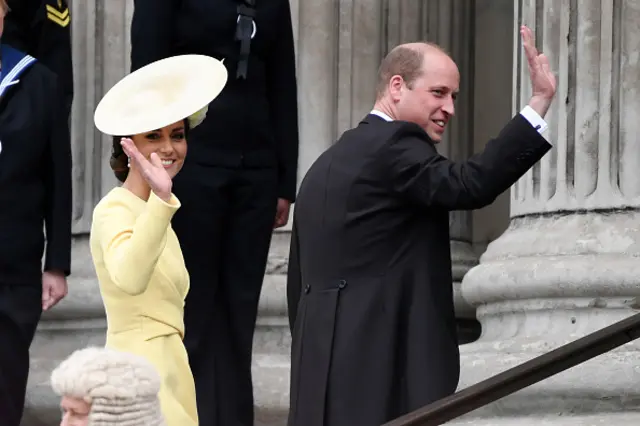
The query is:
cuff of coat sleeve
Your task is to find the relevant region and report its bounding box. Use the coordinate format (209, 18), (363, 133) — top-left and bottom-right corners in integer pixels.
(147, 191), (181, 220)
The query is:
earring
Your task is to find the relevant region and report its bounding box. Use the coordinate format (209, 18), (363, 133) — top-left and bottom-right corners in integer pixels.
(127, 156), (131, 168)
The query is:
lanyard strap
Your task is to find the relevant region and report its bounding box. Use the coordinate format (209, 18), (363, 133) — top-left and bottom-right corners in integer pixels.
(234, 0), (257, 79)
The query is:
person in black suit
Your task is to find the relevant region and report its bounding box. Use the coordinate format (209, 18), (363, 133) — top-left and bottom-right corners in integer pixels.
(286, 27), (557, 426)
(0, 1), (72, 425)
(3, 0), (73, 119)
(129, 1), (299, 425)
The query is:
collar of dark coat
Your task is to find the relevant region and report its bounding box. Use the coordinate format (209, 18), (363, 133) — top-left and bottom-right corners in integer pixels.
(0, 44), (37, 98)
(362, 113), (389, 125)
(361, 112), (436, 145)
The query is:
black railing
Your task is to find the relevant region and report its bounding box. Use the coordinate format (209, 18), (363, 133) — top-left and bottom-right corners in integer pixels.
(383, 312), (640, 426)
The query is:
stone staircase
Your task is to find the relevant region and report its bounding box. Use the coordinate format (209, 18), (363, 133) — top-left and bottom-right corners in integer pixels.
(445, 340), (640, 426)
(249, 344), (640, 426)
(20, 311), (640, 426)
(18, 234), (640, 425)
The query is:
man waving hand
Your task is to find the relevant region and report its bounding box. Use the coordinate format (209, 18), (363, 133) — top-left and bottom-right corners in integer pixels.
(286, 26), (556, 426)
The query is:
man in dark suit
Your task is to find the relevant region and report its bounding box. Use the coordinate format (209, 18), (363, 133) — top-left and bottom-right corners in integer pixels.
(0, 1), (72, 424)
(286, 26), (557, 426)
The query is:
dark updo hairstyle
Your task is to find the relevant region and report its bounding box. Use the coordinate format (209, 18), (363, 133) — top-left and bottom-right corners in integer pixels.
(110, 118), (191, 182)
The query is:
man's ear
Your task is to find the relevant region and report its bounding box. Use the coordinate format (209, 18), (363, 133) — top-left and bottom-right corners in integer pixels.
(388, 75), (404, 102)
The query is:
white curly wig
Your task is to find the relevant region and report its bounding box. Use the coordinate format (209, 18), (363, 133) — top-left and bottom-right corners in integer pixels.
(51, 347), (166, 426)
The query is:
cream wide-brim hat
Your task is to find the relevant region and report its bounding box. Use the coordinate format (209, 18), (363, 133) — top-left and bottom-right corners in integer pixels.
(94, 54), (227, 136)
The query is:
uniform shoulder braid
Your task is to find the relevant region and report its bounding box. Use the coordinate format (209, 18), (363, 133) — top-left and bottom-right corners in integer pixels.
(44, 0), (71, 28)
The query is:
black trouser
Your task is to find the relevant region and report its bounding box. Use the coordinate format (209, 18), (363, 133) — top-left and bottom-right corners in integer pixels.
(172, 161), (278, 426)
(0, 283), (42, 426)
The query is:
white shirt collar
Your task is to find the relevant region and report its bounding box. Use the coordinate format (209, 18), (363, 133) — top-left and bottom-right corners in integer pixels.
(370, 109), (393, 122)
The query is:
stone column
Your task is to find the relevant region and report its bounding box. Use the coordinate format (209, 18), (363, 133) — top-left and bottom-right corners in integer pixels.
(23, 1), (133, 424)
(455, 1), (640, 423)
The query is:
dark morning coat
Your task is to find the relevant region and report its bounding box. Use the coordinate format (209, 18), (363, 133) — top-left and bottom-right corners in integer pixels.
(286, 113), (552, 426)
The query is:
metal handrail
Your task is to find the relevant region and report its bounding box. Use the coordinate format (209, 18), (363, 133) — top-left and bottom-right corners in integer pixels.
(382, 312), (640, 426)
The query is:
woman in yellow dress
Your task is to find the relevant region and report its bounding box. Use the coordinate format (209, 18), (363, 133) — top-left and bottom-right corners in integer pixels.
(89, 54), (227, 426)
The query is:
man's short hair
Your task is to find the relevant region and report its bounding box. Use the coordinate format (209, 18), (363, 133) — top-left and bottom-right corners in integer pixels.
(375, 42), (449, 99)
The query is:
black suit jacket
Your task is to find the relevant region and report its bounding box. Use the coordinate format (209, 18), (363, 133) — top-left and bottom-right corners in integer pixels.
(285, 113), (551, 426)
(130, 0), (299, 201)
(0, 44), (72, 285)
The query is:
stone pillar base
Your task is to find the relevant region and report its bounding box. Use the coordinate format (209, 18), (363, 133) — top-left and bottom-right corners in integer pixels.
(454, 212), (640, 424)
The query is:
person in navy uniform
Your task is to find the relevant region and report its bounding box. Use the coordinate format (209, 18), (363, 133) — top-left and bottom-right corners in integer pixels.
(3, 0), (73, 119)
(0, 1), (72, 424)
(130, 1), (299, 425)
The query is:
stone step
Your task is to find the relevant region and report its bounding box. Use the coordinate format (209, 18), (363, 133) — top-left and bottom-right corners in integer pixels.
(444, 412), (640, 425)
(256, 407), (288, 426)
(253, 408), (640, 426)
(255, 406), (640, 426)
(252, 321), (290, 426)
(249, 352), (640, 426)
(253, 353), (290, 426)
(24, 349), (640, 426)
(25, 321), (640, 426)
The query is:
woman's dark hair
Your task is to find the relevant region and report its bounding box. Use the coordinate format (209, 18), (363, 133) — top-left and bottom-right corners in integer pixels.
(110, 119), (191, 182)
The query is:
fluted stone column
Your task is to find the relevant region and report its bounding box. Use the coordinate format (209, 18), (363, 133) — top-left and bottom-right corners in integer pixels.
(454, 1), (640, 423)
(22, 1), (133, 424)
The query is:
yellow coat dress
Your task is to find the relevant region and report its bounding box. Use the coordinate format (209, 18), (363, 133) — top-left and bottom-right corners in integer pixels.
(89, 187), (198, 426)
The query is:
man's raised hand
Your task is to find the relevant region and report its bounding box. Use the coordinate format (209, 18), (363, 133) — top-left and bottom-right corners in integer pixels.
(521, 25), (557, 117)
